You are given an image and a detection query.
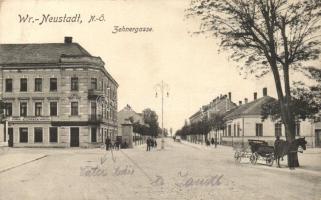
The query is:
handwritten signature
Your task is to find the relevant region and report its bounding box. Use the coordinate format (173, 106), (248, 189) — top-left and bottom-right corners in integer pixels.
(80, 165), (135, 177)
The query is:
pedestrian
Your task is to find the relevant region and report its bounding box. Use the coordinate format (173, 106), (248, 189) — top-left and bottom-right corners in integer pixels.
(123, 140), (128, 149)
(214, 137), (217, 148)
(105, 138), (111, 151)
(211, 138), (214, 146)
(274, 135), (281, 147)
(146, 137), (151, 151)
(155, 139), (157, 148)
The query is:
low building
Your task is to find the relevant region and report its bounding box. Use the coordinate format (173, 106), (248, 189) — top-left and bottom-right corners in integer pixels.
(222, 88), (316, 147)
(0, 37), (118, 148)
(117, 104), (146, 147)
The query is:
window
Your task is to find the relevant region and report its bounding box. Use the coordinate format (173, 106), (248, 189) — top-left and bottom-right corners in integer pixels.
(34, 128), (43, 143)
(71, 77), (79, 91)
(106, 108), (110, 120)
(237, 124), (240, 137)
(20, 78), (27, 92)
(91, 127), (97, 142)
(295, 122), (300, 136)
(256, 123), (263, 136)
(20, 102), (28, 117)
(275, 123), (282, 136)
(105, 106), (108, 119)
(5, 79), (12, 92)
(35, 78), (42, 92)
(91, 78), (97, 90)
(233, 124), (236, 137)
(101, 80), (104, 91)
(5, 103), (12, 116)
(71, 102), (78, 116)
(35, 102), (42, 116)
(228, 125), (231, 136)
(50, 78), (57, 91)
(49, 127), (58, 143)
(19, 128), (28, 143)
(91, 101), (97, 117)
(50, 102), (58, 116)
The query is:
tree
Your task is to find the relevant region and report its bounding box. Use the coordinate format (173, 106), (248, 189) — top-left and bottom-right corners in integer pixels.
(186, 0), (321, 168)
(209, 113), (225, 132)
(142, 108), (160, 137)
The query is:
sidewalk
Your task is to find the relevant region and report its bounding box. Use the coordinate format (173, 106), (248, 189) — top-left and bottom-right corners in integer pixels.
(180, 140), (234, 153)
(0, 142), (8, 147)
(0, 150), (47, 174)
(181, 140), (321, 174)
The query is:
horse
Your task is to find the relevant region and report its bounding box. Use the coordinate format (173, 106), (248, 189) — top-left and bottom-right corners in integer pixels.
(274, 137), (307, 168)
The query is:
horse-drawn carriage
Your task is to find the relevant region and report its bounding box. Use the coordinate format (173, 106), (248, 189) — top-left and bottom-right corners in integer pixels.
(234, 139), (274, 166)
(234, 137), (307, 168)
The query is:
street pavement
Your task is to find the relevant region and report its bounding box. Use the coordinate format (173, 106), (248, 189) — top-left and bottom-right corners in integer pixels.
(0, 139), (320, 200)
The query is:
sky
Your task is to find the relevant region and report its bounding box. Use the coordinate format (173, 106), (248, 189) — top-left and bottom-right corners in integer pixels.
(0, 0), (317, 133)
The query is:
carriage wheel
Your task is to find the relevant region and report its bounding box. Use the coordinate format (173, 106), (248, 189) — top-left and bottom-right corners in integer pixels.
(250, 153), (257, 165)
(266, 155), (274, 167)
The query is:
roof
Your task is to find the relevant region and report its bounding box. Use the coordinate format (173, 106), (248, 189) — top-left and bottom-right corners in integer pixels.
(189, 95), (237, 120)
(224, 96), (276, 120)
(0, 41), (119, 86)
(0, 43), (91, 64)
(189, 110), (202, 120)
(118, 105), (145, 126)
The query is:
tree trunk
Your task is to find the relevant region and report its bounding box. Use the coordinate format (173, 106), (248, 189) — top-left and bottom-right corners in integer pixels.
(283, 65), (299, 168)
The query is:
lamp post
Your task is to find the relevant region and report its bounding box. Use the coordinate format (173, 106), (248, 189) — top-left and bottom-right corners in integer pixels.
(154, 80), (170, 150)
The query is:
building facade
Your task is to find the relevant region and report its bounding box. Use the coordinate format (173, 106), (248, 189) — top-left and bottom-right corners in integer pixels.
(117, 104), (145, 148)
(187, 93), (237, 143)
(222, 88), (316, 147)
(0, 37), (118, 147)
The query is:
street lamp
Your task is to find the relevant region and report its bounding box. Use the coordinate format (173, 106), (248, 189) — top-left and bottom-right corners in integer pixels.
(154, 80), (170, 150)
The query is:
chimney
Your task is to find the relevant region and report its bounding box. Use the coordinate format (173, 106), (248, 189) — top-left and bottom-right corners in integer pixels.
(244, 98), (248, 104)
(239, 101), (242, 105)
(228, 92), (231, 101)
(263, 87), (267, 97)
(64, 36), (73, 44)
(254, 92), (257, 100)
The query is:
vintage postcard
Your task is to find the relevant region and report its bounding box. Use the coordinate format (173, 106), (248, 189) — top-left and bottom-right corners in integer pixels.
(0, 0), (320, 200)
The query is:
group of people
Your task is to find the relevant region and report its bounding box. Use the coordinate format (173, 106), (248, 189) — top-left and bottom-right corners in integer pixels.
(146, 137), (157, 151)
(105, 138), (122, 151)
(205, 137), (218, 148)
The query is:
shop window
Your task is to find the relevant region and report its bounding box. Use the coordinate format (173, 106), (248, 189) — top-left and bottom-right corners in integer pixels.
(34, 128), (43, 143)
(49, 127), (58, 143)
(19, 128), (28, 143)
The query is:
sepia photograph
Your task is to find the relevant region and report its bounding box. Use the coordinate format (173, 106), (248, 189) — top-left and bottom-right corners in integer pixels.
(0, 0), (320, 199)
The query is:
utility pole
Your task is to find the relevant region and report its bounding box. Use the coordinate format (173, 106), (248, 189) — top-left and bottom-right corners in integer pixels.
(154, 80), (170, 150)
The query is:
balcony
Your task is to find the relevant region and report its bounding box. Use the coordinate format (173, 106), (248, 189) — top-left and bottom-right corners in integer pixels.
(88, 114), (103, 124)
(88, 89), (105, 99)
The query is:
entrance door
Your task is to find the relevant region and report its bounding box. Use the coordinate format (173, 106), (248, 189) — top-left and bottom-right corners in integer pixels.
(70, 127), (79, 147)
(8, 128), (13, 147)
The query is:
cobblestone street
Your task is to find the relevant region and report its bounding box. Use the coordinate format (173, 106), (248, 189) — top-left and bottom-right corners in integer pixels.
(0, 139), (320, 200)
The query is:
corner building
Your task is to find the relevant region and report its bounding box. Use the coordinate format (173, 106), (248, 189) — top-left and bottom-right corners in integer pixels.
(0, 37), (118, 147)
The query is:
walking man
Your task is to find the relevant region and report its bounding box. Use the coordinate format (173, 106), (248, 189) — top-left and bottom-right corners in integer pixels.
(105, 137), (111, 151)
(146, 137), (151, 151)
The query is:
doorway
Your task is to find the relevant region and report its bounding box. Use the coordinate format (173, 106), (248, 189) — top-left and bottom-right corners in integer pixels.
(8, 128), (13, 147)
(316, 130), (321, 147)
(70, 127), (79, 147)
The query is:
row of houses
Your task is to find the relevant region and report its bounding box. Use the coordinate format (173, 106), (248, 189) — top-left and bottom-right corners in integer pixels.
(0, 37), (119, 148)
(187, 88), (321, 147)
